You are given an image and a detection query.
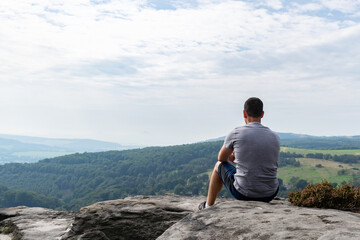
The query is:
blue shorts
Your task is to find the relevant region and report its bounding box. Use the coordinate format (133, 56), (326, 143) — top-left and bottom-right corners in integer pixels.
(218, 161), (278, 202)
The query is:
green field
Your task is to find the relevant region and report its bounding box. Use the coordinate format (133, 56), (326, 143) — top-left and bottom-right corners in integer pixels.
(278, 158), (360, 185)
(281, 147), (360, 156)
(202, 147), (360, 185)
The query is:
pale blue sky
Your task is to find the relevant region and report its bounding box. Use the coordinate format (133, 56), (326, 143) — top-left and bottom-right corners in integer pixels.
(0, 0), (359, 145)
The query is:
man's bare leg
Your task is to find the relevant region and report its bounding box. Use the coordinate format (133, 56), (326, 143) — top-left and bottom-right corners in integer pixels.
(206, 161), (223, 206)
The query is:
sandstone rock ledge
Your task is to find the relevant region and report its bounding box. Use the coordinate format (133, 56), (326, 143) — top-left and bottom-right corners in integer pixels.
(1, 195), (360, 240)
(158, 197), (360, 240)
(0, 206), (75, 240)
(62, 195), (207, 240)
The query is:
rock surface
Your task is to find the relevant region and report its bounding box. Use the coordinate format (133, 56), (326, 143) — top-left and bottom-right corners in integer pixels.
(0, 206), (75, 240)
(0, 235), (12, 240)
(62, 195), (207, 240)
(2, 196), (360, 240)
(158, 197), (360, 240)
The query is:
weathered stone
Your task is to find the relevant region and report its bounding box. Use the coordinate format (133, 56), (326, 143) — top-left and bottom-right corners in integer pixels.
(0, 235), (12, 240)
(2, 195), (360, 240)
(0, 206), (75, 240)
(62, 195), (206, 240)
(158, 197), (360, 240)
(78, 231), (110, 240)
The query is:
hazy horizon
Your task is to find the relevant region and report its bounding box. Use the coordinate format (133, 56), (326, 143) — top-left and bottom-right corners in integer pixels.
(0, 131), (359, 148)
(1, 0), (359, 146)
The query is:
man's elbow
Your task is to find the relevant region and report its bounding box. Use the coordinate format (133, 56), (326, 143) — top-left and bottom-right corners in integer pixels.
(218, 148), (231, 162)
(218, 155), (227, 162)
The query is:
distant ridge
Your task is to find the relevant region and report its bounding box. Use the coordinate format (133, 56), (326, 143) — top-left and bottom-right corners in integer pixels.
(205, 132), (360, 150)
(206, 132), (360, 141)
(276, 132), (313, 139)
(277, 132), (360, 140)
(0, 134), (136, 151)
(0, 134), (139, 164)
(1, 132), (359, 164)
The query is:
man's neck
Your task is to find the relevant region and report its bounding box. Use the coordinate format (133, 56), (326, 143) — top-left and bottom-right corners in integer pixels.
(245, 118), (261, 124)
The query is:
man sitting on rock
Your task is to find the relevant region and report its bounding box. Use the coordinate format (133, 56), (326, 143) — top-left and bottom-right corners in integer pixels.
(199, 97), (280, 209)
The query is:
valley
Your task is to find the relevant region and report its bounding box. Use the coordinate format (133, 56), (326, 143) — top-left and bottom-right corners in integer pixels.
(0, 134), (359, 210)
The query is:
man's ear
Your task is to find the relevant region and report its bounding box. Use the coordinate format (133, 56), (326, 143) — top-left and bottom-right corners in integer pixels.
(243, 110), (247, 118)
(261, 111), (264, 118)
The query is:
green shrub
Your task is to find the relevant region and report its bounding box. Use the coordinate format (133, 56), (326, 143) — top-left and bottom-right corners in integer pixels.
(288, 180), (360, 213)
(0, 226), (12, 234)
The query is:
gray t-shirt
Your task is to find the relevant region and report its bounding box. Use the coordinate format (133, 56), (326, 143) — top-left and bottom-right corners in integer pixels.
(224, 122), (280, 198)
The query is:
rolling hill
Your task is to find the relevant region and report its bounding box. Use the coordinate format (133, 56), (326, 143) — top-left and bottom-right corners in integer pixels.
(207, 132), (360, 149)
(0, 136), (359, 210)
(0, 134), (139, 164)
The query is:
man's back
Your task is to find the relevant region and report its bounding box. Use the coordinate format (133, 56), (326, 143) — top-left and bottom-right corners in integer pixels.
(200, 97), (279, 210)
(224, 122), (280, 198)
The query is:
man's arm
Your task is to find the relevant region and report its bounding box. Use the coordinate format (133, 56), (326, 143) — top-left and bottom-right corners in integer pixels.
(218, 146), (234, 163)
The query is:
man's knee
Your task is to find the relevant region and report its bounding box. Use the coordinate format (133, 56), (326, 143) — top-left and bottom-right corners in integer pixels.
(213, 161), (222, 173)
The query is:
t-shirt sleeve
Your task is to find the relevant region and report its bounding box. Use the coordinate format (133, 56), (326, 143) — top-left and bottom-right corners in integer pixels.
(224, 129), (236, 150)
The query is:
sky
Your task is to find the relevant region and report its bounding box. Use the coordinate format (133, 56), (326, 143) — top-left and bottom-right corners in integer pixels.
(0, 0), (360, 146)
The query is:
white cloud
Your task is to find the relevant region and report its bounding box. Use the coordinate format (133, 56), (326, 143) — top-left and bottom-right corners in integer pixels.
(257, 0), (283, 10)
(319, 0), (360, 13)
(291, 3), (324, 13)
(0, 0), (360, 144)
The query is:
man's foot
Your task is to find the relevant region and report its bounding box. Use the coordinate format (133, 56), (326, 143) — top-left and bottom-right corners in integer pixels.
(198, 201), (207, 210)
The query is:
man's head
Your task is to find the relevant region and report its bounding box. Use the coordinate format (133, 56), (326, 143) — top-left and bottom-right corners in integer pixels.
(243, 97), (264, 123)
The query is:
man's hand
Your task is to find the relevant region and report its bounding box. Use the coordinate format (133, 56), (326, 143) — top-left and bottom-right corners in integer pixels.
(228, 152), (235, 163)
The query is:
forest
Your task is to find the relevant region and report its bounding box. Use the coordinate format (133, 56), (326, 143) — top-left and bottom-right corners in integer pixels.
(0, 185), (62, 209)
(0, 140), (359, 210)
(279, 135), (360, 149)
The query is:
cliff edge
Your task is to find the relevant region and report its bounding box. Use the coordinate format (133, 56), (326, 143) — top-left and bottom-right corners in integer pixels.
(1, 195), (360, 240)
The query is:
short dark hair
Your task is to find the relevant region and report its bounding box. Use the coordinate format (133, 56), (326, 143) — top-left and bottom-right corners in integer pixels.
(244, 97), (263, 117)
